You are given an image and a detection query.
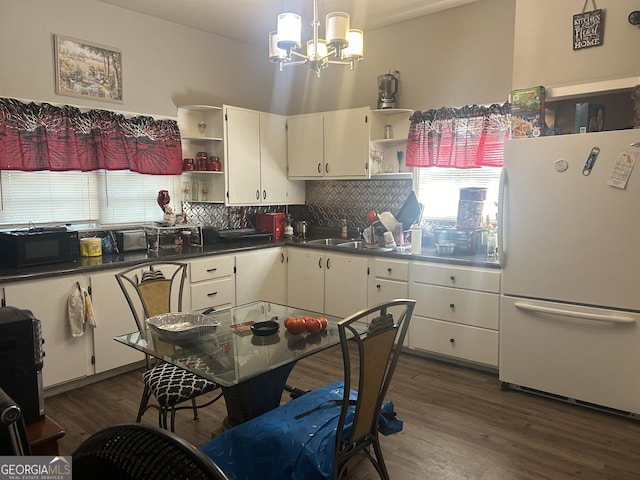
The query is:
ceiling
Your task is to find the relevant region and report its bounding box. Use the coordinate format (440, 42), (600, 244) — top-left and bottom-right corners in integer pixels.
(98, 0), (478, 47)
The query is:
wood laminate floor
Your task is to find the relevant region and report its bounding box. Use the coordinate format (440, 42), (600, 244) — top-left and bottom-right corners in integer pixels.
(45, 348), (640, 479)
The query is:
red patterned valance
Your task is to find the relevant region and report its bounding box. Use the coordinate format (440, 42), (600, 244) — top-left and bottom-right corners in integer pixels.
(0, 98), (182, 174)
(406, 103), (510, 169)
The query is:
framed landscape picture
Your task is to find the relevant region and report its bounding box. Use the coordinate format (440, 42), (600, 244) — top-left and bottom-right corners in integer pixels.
(54, 34), (123, 103)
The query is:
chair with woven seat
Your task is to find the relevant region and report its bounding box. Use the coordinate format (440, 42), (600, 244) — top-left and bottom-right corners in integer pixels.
(202, 298), (416, 480)
(72, 423), (231, 480)
(116, 261), (222, 432)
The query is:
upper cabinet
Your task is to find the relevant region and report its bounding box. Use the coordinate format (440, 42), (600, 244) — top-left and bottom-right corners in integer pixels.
(224, 106), (305, 206)
(288, 107), (370, 179)
(177, 105), (225, 203)
(369, 108), (413, 177)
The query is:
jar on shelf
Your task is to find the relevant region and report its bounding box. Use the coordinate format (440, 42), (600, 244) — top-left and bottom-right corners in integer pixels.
(183, 158), (194, 171)
(196, 152), (208, 171)
(207, 156), (221, 171)
(201, 183), (208, 201)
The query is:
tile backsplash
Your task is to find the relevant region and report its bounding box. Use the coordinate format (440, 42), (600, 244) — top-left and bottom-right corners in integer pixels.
(182, 179), (414, 233)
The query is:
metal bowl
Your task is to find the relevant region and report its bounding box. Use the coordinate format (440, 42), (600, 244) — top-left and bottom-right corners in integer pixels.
(146, 312), (221, 344)
(434, 242), (456, 255)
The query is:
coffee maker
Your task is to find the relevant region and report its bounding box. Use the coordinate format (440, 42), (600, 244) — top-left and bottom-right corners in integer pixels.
(377, 72), (398, 109)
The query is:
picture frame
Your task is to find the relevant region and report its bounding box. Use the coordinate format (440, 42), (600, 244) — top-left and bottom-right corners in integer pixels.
(54, 34), (123, 103)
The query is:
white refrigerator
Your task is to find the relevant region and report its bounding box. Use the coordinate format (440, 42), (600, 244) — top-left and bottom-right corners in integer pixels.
(499, 129), (640, 416)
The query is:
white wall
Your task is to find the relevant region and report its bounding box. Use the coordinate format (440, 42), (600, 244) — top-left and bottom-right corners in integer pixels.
(283, 0), (516, 113)
(513, 0), (640, 90)
(0, 0), (515, 117)
(0, 0), (277, 117)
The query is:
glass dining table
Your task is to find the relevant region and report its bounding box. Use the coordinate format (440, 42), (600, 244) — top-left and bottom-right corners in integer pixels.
(114, 300), (367, 429)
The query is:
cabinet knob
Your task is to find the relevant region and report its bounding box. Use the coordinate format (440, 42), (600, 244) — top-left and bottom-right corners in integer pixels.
(206, 268), (218, 273)
(450, 275), (456, 282)
(317, 163), (322, 173)
(449, 303), (455, 309)
(387, 268), (392, 273)
(326, 258), (331, 269)
(280, 253), (285, 263)
(207, 291), (218, 297)
(449, 338), (455, 343)
(318, 258), (323, 269)
(263, 190), (267, 200)
(325, 163), (329, 174)
(256, 190), (260, 200)
(376, 284), (381, 289)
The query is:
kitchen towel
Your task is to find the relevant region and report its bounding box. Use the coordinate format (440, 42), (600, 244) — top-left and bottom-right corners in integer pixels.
(67, 284), (97, 337)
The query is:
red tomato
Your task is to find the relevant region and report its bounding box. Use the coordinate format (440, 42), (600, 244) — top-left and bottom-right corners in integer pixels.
(317, 317), (328, 330)
(305, 317), (323, 334)
(285, 317), (306, 335)
(284, 316), (296, 327)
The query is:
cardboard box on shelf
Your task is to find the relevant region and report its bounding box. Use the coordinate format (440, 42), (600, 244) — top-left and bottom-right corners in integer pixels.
(575, 103), (606, 133)
(509, 86), (546, 138)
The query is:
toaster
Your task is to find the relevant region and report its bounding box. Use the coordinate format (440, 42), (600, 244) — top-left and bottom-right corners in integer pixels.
(114, 229), (147, 252)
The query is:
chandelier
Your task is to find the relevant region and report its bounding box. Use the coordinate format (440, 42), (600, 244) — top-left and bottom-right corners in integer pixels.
(268, 0), (364, 77)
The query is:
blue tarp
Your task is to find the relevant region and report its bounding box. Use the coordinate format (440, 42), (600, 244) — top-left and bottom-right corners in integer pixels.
(201, 381), (402, 480)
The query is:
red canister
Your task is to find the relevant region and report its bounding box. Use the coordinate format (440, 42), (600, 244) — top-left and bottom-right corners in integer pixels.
(207, 156), (221, 171)
(183, 158), (194, 171)
(196, 152), (208, 171)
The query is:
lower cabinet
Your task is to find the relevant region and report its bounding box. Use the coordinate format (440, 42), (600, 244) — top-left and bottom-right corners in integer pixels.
(368, 258), (409, 345)
(89, 269), (145, 374)
(189, 254), (235, 311)
(235, 248), (287, 305)
(408, 262), (500, 367)
(2, 276), (93, 388)
(287, 249), (368, 317)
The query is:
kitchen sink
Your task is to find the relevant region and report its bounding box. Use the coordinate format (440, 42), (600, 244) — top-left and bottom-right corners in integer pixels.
(305, 238), (350, 246)
(337, 241), (394, 252)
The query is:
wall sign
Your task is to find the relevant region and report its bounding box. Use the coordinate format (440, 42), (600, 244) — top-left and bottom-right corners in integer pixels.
(573, 3), (605, 51)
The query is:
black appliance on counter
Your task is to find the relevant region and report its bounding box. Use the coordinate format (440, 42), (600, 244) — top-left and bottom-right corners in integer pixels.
(202, 228), (272, 245)
(0, 307), (45, 424)
(0, 227), (79, 268)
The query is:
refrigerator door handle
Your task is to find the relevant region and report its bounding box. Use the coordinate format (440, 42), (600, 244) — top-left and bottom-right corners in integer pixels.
(514, 302), (636, 325)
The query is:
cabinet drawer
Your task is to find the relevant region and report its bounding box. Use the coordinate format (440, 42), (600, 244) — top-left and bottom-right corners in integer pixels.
(408, 316), (498, 367)
(190, 255), (234, 283)
(411, 262), (500, 293)
(190, 278), (234, 311)
(372, 258), (408, 281)
(410, 283), (499, 330)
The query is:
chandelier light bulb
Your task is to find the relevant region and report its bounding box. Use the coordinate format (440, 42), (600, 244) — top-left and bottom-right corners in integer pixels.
(276, 13), (302, 49)
(326, 12), (349, 49)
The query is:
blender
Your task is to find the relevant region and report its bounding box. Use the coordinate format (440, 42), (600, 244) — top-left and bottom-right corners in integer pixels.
(377, 72), (398, 109)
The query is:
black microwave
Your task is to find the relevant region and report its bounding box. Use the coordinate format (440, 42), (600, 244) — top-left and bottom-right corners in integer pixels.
(0, 227), (80, 268)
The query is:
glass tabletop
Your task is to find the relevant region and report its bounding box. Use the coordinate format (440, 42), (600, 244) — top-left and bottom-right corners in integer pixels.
(114, 301), (367, 388)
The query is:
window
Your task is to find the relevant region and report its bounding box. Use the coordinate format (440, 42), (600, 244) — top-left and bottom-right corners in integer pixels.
(414, 166), (501, 222)
(0, 170), (181, 227)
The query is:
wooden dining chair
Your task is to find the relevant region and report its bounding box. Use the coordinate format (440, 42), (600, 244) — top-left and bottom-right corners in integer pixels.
(72, 423), (231, 480)
(201, 298), (416, 480)
(115, 262), (222, 432)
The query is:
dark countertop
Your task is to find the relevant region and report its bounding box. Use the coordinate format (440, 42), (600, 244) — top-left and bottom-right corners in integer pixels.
(0, 236), (499, 284)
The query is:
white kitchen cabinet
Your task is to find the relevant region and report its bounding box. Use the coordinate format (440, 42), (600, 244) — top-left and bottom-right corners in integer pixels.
(89, 269), (145, 374)
(286, 248), (324, 312)
(368, 258), (409, 345)
(408, 262), (500, 367)
(178, 105), (225, 203)
(288, 107), (370, 179)
(224, 106), (305, 206)
(189, 255), (235, 311)
(287, 249), (368, 318)
(287, 113), (324, 178)
(235, 247), (287, 305)
(259, 113), (305, 205)
(2, 276), (93, 388)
